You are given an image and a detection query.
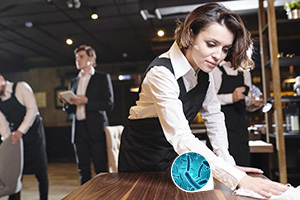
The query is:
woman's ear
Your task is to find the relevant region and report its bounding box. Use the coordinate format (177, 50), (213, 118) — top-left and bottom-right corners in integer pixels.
(188, 28), (194, 47)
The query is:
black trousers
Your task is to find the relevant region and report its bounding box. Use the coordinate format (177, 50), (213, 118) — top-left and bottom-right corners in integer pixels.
(8, 172), (48, 200)
(74, 120), (107, 185)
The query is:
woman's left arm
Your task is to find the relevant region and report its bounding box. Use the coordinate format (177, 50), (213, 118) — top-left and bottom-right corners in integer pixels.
(200, 73), (236, 165)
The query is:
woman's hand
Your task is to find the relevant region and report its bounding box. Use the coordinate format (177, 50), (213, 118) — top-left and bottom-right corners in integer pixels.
(238, 175), (288, 198)
(232, 86), (246, 103)
(11, 130), (23, 144)
(251, 93), (264, 108)
(235, 166), (264, 174)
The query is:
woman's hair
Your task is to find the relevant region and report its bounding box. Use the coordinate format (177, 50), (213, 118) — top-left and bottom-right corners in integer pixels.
(174, 2), (253, 70)
(74, 45), (97, 67)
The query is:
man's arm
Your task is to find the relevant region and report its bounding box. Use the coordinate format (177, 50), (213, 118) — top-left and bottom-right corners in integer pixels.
(62, 79), (77, 114)
(86, 73), (114, 112)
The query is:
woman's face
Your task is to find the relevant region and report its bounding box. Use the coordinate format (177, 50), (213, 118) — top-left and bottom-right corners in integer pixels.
(185, 22), (235, 73)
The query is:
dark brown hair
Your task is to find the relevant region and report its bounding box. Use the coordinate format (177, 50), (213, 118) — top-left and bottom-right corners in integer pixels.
(74, 45), (97, 67)
(174, 3), (252, 70)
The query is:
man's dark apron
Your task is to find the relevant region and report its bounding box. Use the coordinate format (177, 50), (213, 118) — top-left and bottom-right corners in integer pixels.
(118, 57), (209, 172)
(0, 82), (47, 174)
(217, 66), (250, 166)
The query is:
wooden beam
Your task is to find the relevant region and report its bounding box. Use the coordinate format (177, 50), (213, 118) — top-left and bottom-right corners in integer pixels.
(266, 0), (287, 184)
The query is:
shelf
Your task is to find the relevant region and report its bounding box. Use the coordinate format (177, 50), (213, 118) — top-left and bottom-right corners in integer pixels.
(262, 18), (300, 37)
(269, 131), (300, 138)
(249, 140), (273, 153)
(264, 55), (300, 68)
(267, 95), (300, 102)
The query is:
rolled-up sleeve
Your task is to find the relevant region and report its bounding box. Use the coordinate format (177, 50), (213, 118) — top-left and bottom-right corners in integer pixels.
(16, 82), (39, 134)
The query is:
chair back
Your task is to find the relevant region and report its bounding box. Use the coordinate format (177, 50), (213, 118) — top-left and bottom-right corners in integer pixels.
(0, 136), (23, 197)
(105, 125), (124, 173)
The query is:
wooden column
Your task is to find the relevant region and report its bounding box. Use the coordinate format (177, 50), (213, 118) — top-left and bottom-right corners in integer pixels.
(258, 0), (270, 142)
(266, 0), (287, 184)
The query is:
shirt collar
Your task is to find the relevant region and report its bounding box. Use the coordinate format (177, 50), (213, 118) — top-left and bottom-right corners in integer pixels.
(5, 81), (13, 95)
(0, 81), (13, 99)
(167, 42), (194, 80)
(78, 67), (95, 78)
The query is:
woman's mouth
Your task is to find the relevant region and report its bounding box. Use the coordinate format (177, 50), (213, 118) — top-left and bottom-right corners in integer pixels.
(206, 61), (217, 68)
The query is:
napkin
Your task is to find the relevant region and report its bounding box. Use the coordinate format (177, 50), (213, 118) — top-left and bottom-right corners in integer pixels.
(234, 185), (300, 200)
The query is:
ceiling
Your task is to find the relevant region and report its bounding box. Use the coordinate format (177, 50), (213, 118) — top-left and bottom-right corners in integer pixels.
(0, 0), (287, 73)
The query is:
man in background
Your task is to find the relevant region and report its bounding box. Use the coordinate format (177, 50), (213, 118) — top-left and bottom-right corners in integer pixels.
(0, 74), (48, 200)
(62, 45), (114, 185)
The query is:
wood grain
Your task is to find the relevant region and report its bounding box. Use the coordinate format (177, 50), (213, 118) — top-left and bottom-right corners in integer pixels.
(63, 172), (261, 200)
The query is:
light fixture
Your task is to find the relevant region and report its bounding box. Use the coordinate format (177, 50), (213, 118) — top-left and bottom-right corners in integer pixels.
(25, 22), (33, 28)
(122, 52), (128, 58)
(73, 0), (81, 9)
(91, 7), (98, 20)
(118, 75), (131, 81)
(157, 30), (164, 37)
(66, 0), (81, 9)
(66, 0), (73, 8)
(66, 38), (73, 45)
(91, 13), (98, 20)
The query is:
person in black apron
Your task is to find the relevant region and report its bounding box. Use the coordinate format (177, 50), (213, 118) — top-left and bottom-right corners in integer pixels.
(215, 63), (251, 166)
(0, 75), (48, 200)
(118, 3), (288, 198)
(212, 61), (264, 167)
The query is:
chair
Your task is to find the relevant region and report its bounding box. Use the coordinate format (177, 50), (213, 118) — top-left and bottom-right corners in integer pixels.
(0, 136), (23, 197)
(105, 125), (124, 173)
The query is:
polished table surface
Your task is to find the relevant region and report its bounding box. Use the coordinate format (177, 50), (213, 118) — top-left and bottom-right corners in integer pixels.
(63, 171), (259, 200)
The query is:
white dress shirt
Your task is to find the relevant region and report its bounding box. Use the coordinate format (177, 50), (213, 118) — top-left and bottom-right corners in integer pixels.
(129, 42), (246, 190)
(212, 62), (259, 112)
(0, 81), (39, 140)
(76, 67), (95, 120)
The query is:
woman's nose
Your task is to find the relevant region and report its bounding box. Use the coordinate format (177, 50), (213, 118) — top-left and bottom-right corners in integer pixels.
(212, 48), (223, 61)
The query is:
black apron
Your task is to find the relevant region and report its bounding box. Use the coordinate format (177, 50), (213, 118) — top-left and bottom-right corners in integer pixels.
(217, 66), (250, 166)
(119, 57), (209, 172)
(0, 82), (47, 174)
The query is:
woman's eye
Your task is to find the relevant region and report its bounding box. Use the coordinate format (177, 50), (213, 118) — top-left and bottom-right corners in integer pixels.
(207, 42), (215, 47)
(223, 48), (230, 54)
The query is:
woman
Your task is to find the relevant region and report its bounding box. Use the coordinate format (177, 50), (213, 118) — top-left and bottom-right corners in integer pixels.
(119, 3), (287, 198)
(212, 60), (264, 166)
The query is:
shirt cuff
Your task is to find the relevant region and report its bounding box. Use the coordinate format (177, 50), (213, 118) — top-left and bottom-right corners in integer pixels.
(211, 157), (246, 190)
(214, 148), (236, 166)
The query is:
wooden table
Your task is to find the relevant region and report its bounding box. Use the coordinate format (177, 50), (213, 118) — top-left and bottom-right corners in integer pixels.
(63, 172), (258, 200)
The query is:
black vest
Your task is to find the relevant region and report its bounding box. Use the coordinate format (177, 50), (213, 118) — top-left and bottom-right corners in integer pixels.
(118, 57), (209, 172)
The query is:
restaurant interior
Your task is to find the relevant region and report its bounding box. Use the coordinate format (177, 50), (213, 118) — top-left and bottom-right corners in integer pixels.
(0, 0), (299, 199)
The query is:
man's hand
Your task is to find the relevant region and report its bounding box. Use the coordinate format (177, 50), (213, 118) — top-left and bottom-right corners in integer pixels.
(69, 95), (88, 105)
(232, 86), (246, 103)
(58, 94), (68, 104)
(11, 130), (23, 144)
